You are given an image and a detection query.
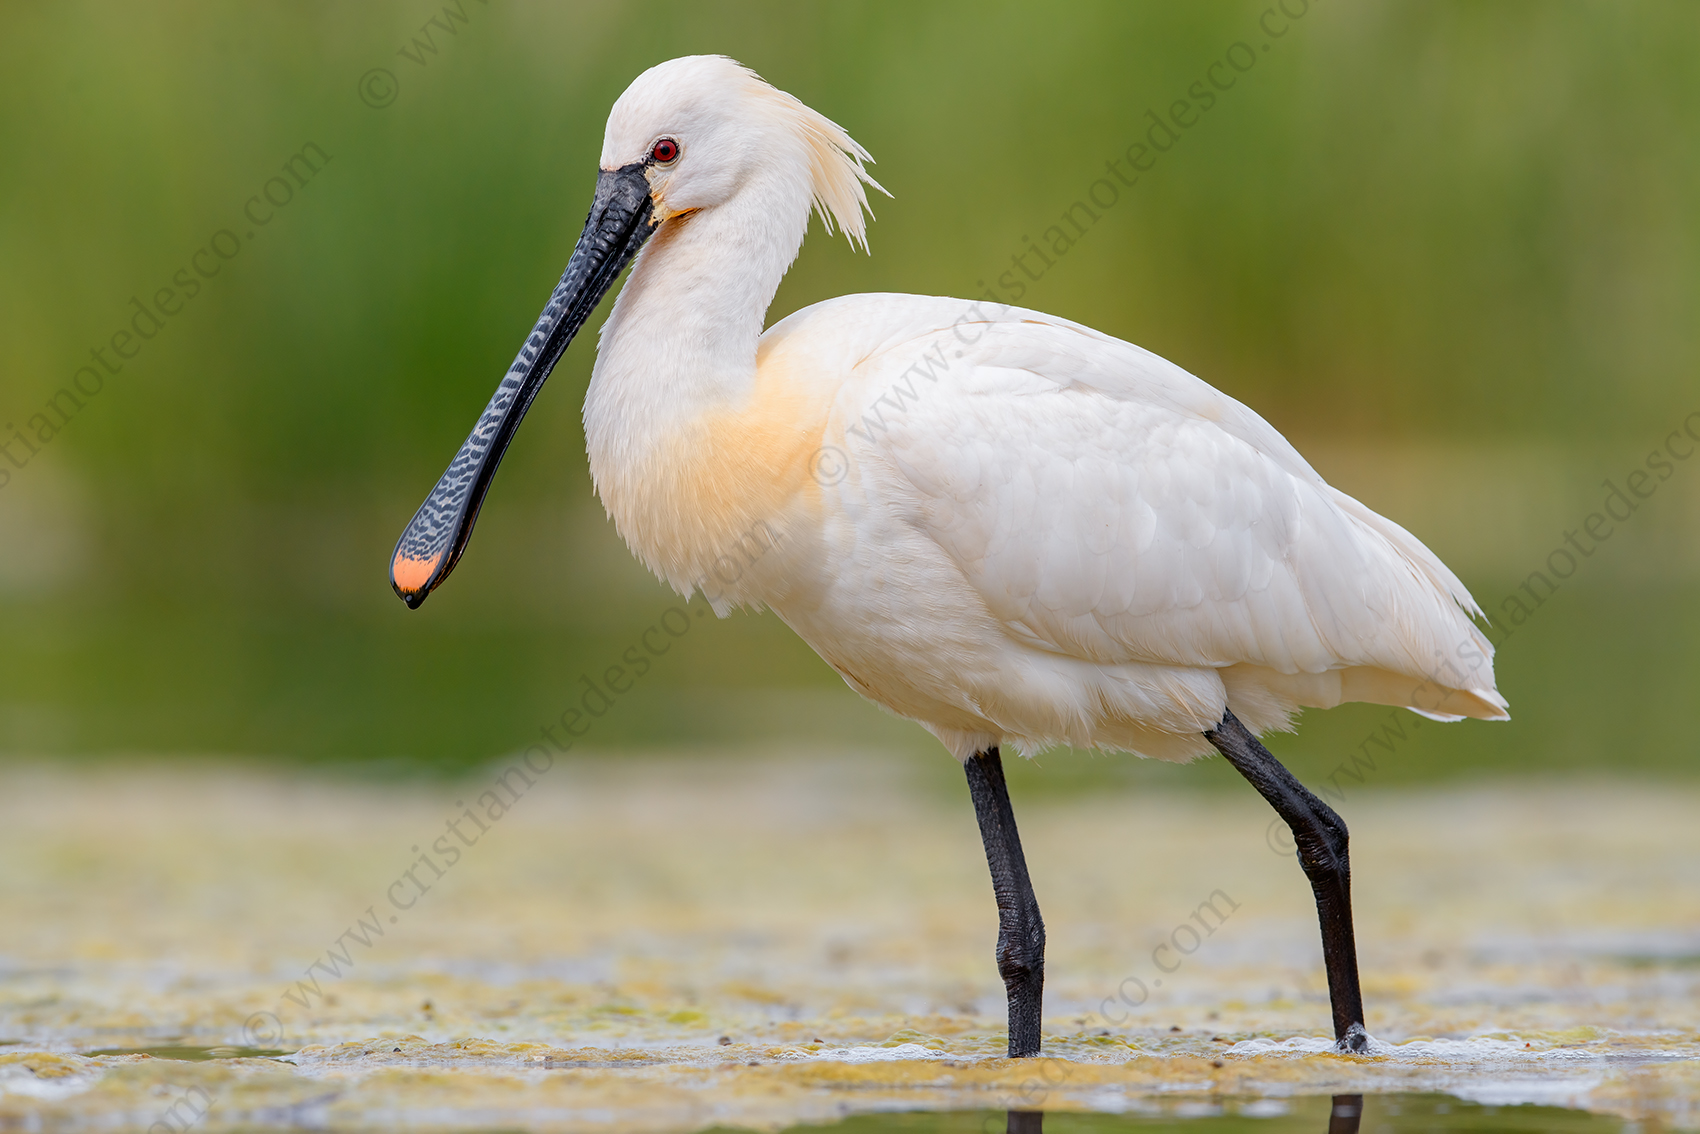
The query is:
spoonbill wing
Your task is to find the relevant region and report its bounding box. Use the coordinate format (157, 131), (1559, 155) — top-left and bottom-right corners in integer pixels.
(799, 296), (1506, 724)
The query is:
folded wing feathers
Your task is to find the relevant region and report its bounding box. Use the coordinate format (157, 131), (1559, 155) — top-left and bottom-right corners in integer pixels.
(827, 297), (1504, 719)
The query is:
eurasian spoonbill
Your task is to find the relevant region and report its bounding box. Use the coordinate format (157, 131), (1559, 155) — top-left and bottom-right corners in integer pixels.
(390, 55), (1508, 1057)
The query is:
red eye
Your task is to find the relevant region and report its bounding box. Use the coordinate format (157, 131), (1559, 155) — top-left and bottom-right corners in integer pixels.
(651, 138), (679, 164)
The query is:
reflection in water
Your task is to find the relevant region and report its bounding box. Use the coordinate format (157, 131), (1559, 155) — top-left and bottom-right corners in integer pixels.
(768, 1094), (1630, 1133)
(1327, 1095), (1364, 1134)
(1001, 1094), (1364, 1133)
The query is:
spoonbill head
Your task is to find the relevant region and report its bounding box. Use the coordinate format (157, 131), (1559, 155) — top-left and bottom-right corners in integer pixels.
(390, 55), (1508, 1059)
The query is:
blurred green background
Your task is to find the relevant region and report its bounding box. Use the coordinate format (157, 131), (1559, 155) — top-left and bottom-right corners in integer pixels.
(1, 1), (1695, 787)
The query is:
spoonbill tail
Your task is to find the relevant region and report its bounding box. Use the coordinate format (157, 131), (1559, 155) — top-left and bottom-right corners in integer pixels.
(391, 55), (1508, 1057)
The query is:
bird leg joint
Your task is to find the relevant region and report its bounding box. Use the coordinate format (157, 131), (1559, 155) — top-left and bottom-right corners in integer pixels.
(1292, 805), (1350, 888)
(995, 917), (1046, 991)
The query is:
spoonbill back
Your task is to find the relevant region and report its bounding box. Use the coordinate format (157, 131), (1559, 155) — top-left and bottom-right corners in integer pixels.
(391, 55), (1508, 1057)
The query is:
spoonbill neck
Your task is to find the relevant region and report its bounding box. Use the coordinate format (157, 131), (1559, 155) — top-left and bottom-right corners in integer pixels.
(582, 166), (824, 596)
(588, 167), (812, 430)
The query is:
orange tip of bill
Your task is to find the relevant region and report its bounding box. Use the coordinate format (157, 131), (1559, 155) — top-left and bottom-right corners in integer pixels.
(391, 552), (442, 602)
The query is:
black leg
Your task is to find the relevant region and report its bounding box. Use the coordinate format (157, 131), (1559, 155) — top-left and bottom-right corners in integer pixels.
(965, 746), (1045, 1058)
(1204, 710), (1369, 1052)
(1007, 1110), (1044, 1134)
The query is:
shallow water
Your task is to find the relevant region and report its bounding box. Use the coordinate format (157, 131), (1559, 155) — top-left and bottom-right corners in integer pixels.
(750, 1095), (1631, 1131)
(1, 758), (1696, 1130)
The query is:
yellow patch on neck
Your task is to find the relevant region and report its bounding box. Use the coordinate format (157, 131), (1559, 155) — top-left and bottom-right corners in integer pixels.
(596, 337), (830, 597)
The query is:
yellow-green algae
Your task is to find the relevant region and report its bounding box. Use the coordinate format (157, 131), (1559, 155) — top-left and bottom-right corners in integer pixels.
(1, 758), (1696, 1130)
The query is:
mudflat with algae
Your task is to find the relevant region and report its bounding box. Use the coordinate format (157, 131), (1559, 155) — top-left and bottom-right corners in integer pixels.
(1, 755), (1696, 1130)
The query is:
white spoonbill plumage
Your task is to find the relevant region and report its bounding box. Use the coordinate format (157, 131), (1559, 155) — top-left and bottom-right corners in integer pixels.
(390, 55), (1508, 1057)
